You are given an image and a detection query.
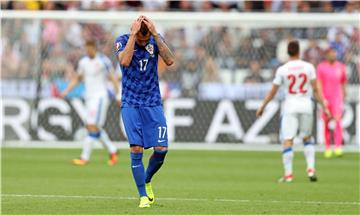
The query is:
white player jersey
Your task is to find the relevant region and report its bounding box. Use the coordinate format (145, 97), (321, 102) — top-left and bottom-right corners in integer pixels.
(273, 59), (316, 114)
(77, 53), (114, 99)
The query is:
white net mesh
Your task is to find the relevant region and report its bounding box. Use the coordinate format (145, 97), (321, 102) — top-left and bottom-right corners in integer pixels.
(1, 12), (359, 144)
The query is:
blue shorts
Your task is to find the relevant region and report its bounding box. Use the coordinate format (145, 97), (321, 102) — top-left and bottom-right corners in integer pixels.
(121, 106), (168, 149)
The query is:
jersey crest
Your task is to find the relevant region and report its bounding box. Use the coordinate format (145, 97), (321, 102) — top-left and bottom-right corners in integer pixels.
(145, 44), (154, 56)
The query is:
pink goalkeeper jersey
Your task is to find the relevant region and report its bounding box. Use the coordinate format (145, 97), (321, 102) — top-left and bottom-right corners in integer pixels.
(316, 61), (347, 103)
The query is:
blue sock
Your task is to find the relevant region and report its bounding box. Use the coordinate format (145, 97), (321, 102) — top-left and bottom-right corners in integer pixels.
(145, 150), (167, 183)
(88, 131), (101, 138)
(130, 152), (147, 197)
(304, 140), (313, 146)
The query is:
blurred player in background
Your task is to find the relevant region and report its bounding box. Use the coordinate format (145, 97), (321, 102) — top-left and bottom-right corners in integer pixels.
(60, 40), (120, 166)
(317, 48), (347, 158)
(115, 16), (174, 208)
(257, 40), (331, 183)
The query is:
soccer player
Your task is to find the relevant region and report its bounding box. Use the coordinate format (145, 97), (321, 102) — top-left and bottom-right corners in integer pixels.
(256, 40), (331, 183)
(317, 48), (347, 158)
(60, 39), (120, 166)
(115, 16), (174, 208)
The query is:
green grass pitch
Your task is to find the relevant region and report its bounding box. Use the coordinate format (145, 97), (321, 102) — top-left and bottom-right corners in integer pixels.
(1, 148), (359, 214)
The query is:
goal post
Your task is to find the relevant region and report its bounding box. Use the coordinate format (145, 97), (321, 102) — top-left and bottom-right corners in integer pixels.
(1, 10), (359, 147)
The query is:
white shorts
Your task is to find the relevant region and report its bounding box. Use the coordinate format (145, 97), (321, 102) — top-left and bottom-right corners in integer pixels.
(280, 113), (313, 140)
(85, 96), (109, 127)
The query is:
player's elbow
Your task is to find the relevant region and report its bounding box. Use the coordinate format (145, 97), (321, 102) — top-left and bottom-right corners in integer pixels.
(120, 59), (130, 67)
(165, 58), (174, 66)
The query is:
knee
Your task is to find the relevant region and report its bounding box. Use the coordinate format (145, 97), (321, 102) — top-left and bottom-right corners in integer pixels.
(303, 136), (312, 142)
(283, 139), (293, 149)
(87, 125), (99, 132)
(130, 146), (144, 154)
(154, 146), (168, 152)
(87, 126), (100, 139)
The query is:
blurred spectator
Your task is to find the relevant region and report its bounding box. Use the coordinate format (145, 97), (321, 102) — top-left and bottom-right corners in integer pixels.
(304, 39), (324, 66)
(197, 47), (220, 83)
(181, 59), (201, 97)
(331, 0), (348, 11)
(271, 0), (298, 12)
(168, 0), (194, 11)
(343, 1), (359, 13)
(195, 1), (214, 12)
(298, 1), (311, 13)
(322, 1), (333, 12)
(211, 1), (239, 12)
(1, 0), (358, 12)
(236, 37), (255, 68)
(329, 32), (347, 62)
(217, 28), (236, 69)
(143, 0), (167, 11)
(1, 0), (359, 100)
(42, 20), (61, 47)
(243, 61), (265, 84)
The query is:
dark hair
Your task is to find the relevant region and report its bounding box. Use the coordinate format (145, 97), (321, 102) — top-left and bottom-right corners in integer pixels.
(140, 22), (149, 36)
(287, 40), (300, 57)
(85, 39), (96, 47)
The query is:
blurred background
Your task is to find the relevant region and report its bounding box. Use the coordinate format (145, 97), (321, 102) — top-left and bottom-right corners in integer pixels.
(1, 0), (359, 147)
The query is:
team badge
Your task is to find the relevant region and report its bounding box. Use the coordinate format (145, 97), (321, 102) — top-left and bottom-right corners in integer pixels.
(116, 42), (122, 51)
(145, 44), (154, 56)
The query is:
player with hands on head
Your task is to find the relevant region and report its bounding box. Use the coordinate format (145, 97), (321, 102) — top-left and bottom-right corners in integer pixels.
(115, 16), (174, 208)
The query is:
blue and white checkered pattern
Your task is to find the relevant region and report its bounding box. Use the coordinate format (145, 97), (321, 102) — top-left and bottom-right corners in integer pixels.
(115, 34), (162, 107)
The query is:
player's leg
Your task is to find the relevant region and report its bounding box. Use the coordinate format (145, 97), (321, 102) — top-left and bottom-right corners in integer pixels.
(322, 111), (333, 158)
(141, 106), (169, 203)
(299, 113), (317, 181)
(130, 145), (149, 207)
(332, 104), (344, 157)
(73, 98), (100, 165)
(122, 107), (149, 208)
(95, 97), (118, 165)
(145, 146), (168, 204)
(279, 113), (297, 182)
(303, 136), (317, 181)
(333, 119), (343, 156)
(145, 146), (168, 184)
(73, 124), (100, 165)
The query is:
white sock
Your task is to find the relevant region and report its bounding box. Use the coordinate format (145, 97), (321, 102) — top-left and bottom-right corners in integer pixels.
(304, 141), (315, 171)
(80, 135), (97, 161)
(282, 148), (294, 176)
(99, 129), (117, 154)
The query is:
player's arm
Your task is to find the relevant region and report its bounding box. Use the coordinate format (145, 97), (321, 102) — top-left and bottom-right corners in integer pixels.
(311, 80), (332, 119)
(342, 84), (347, 101)
(143, 17), (174, 66)
(60, 73), (82, 98)
(117, 18), (143, 67)
(108, 72), (121, 105)
(256, 84), (279, 118)
(341, 65), (347, 101)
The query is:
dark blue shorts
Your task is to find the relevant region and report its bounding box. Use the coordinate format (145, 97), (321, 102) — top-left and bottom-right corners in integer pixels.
(121, 106), (168, 149)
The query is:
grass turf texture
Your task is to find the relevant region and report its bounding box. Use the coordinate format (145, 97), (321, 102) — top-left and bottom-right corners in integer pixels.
(2, 148), (359, 214)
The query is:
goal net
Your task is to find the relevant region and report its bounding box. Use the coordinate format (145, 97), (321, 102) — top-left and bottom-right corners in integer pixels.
(1, 11), (359, 146)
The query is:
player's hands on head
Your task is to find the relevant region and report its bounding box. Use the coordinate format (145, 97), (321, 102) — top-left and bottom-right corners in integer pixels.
(130, 16), (144, 35)
(142, 16), (157, 36)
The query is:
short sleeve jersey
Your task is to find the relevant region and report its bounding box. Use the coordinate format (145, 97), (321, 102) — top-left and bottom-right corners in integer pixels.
(115, 34), (163, 107)
(273, 59), (316, 114)
(77, 53), (113, 99)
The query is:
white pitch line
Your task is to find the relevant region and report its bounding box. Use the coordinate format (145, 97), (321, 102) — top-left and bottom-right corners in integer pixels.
(215, 199), (360, 205)
(2, 194), (360, 206)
